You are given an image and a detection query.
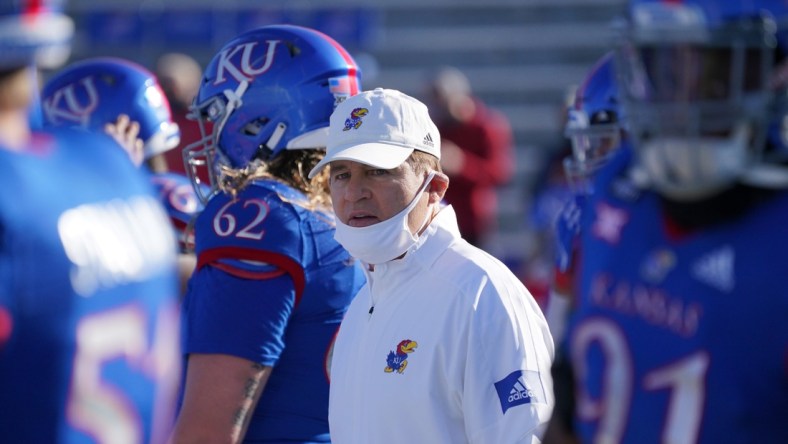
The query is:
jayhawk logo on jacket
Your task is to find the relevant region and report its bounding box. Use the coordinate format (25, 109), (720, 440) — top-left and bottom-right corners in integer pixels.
(343, 107), (368, 131)
(384, 339), (417, 374)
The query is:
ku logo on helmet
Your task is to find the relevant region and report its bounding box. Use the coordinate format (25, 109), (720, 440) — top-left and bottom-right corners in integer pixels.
(213, 40), (281, 85)
(42, 76), (99, 127)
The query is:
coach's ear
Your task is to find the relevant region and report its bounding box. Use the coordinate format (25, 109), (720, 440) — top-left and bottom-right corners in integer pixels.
(428, 172), (449, 204)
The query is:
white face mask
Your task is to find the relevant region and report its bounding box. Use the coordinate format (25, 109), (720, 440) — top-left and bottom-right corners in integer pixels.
(335, 171), (436, 265)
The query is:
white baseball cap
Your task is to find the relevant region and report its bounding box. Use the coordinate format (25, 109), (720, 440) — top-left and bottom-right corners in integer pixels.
(308, 88), (441, 178)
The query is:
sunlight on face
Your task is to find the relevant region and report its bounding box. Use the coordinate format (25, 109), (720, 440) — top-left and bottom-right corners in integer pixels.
(328, 160), (431, 234)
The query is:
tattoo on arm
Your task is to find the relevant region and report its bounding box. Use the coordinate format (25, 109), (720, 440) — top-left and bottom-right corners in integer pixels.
(232, 408), (247, 429)
(232, 363), (266, 430)
(243, 367), (261, 399)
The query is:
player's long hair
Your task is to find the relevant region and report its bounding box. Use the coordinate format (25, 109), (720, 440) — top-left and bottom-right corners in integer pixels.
(216, 149), (332, 211)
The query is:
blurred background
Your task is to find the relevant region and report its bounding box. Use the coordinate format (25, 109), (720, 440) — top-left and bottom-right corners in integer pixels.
(62, 0), (626, 300)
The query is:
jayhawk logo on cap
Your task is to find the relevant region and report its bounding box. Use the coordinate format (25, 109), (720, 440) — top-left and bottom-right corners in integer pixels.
(384, 339), (417, 374)
(343, 107), (368, 131)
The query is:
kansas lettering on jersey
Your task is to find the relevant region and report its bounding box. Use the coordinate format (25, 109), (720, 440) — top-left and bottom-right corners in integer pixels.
(0, 128), (181, 443)
(567, 148), (788, 443)
(182, 178), (364, 442)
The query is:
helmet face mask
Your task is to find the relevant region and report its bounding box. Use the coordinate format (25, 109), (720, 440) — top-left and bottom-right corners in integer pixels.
(563, 51), (623, 193)
(618, 1), (781, 201)
(182, 117), (220, 205)
(182, 24), (361, 203)
(183, 79), (246, 202)
(564, 114), (621, 193)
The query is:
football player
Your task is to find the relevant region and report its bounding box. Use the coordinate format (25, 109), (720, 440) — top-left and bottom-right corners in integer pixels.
(41, 57), (208, 293)
(563, 0), (788, 442)
(0, 1), (181, 442)
(172, 24), (366, 443)
(547, 51), (625, 343)
(542, 51), (626, 444)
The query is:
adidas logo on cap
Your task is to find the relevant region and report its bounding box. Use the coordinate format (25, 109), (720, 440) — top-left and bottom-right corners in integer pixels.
(423, 133), (434, 147)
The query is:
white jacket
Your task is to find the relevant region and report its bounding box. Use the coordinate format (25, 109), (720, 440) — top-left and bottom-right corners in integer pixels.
(329, 206), (555, 444)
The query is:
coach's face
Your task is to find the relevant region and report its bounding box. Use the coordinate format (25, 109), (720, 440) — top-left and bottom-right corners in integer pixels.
(328, 160), (446, 235)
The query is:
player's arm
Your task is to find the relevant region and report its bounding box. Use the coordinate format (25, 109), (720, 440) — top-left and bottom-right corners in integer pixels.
(172, 266), (296, 443)
(176, 253), (196, 300)
(173, 242), (300, 443)
(171, 354), (272, 444)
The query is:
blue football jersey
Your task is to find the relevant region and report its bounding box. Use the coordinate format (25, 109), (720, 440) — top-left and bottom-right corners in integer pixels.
(148, 171), (207, 253)
(181, 178), (364, 442)
(0, 128), (181, 443)
(567, 148), (788, 443)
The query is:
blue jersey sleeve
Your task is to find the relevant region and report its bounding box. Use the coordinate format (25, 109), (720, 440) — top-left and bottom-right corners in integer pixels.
(182, 265), (295, 365)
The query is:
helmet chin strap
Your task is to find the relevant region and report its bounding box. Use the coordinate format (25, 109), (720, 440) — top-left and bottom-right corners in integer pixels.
(257, 122), (287, 161)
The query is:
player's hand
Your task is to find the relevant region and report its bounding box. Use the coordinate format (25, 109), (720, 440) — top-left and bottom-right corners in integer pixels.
(105, 114), (145, 167)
